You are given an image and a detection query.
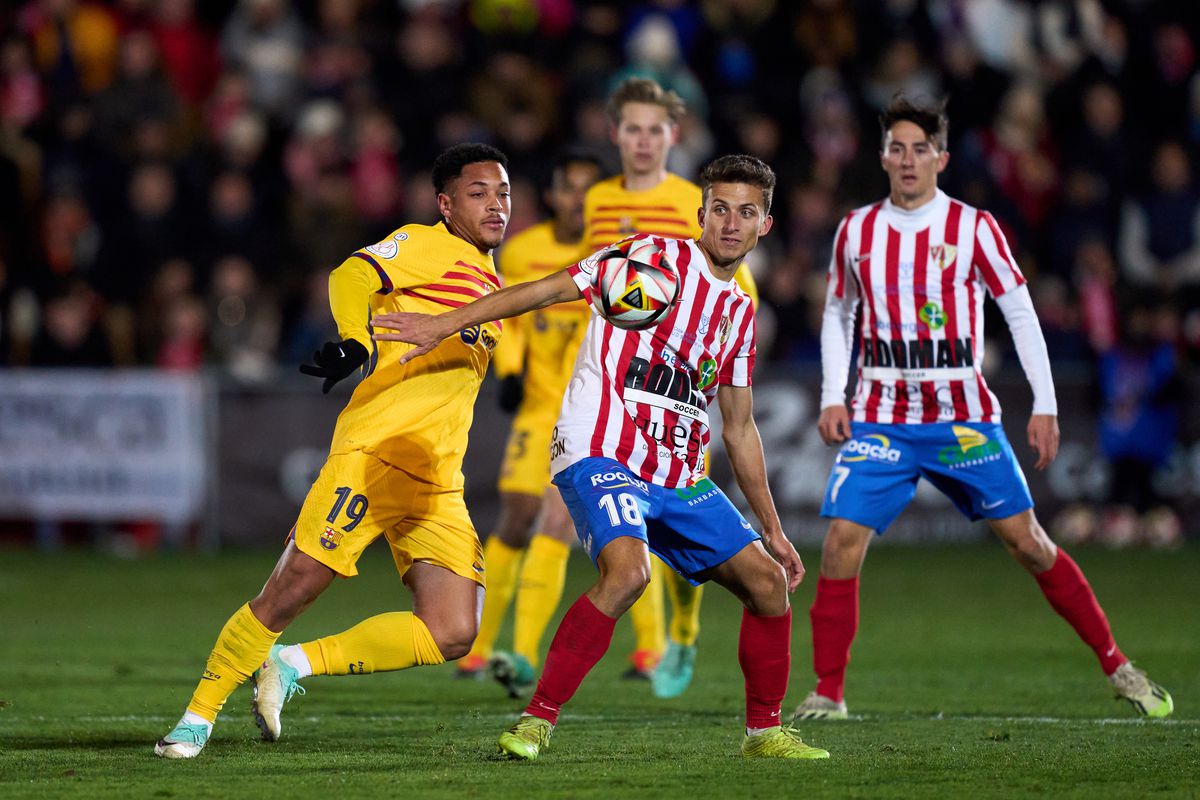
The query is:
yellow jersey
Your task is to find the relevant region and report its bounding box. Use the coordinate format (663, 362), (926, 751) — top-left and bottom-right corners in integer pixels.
(326, 222), (503, 488)
(492, 221), (591, 409)
(581, 173), (758, 306)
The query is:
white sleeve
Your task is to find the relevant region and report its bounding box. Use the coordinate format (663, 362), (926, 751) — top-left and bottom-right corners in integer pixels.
(995, 284), (1057, 415)
(819, 275), (857, 410)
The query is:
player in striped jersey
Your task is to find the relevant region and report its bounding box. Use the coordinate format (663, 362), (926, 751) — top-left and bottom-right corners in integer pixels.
(795, 96), (1173, 722)
(376, 154), (830, 760)
(154, 144), (514, 759)
(590, 77), (761, 695)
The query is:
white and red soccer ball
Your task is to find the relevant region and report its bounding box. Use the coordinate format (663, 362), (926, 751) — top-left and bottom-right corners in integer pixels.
(593, 238), (679, 330)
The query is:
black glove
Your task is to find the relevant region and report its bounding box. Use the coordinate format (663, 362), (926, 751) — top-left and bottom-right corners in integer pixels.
(300, 339), (369, 394)
(497, 374), (524, 413)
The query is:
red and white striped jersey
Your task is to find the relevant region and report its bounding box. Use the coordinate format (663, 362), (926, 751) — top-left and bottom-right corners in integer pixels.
(824, 190), (1026, 424)
(552, 234), (756, 489)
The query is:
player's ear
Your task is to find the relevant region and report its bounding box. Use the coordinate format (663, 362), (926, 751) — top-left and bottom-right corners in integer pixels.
(697, 205), (706, 230)
(436, 191), (452, 222)
(937, 150), (950, 173)
(670, 122), (681, 146)
(758, 214), (773, 236)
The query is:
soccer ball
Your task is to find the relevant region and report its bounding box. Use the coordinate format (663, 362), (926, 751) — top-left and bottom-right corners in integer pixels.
(593, 237), (679, 330)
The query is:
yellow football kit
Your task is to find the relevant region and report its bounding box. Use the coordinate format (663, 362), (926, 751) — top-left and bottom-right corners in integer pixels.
(494, 220), (592, 497)
(292, 222), (503, 584)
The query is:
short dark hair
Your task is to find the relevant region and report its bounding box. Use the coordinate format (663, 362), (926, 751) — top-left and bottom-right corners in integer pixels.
(432, 143), (509, 194)
(551, 149), (605, 184)
(699, 154), (777, 215)
(606, 77), (686, 125)
(879, 94), (949, 151)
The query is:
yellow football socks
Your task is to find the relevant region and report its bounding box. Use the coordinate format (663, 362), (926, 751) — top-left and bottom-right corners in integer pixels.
(300, 612), (444, 675)
(665, 570), (703, 647)
(465, 537), (524, 663)
(186, 603), (280, 723)
(514, 534), (570, 666)
(628, 557), (666, 658)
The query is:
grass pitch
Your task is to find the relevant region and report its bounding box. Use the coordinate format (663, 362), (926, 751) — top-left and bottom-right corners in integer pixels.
(1, 544), (1196, 799)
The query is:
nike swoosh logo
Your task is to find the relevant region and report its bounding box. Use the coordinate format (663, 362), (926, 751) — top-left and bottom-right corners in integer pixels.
(337, 346), (345, 358)
(1106, 646), (1116, 657)
(981, 499), (1005, 510)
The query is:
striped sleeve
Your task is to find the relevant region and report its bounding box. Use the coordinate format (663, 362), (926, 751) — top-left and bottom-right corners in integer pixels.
(718, 297), (756, 387)
(972, 211), (1026, 297)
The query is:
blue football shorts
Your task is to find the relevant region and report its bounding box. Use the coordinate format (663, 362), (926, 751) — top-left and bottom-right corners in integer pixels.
(819, 421), (1034, 534)
(553, 456), (761, 585)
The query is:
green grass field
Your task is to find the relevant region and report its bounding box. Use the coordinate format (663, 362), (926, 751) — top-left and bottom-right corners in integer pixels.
(1, 544), (1197, 799)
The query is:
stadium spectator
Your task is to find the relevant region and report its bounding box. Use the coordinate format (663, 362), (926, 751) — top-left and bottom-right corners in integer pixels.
(218, 0), (305, 124)
(1118, 141), (1200, 295)
(796, 95), (1174, 723)
(1095, 296), (1184, 549)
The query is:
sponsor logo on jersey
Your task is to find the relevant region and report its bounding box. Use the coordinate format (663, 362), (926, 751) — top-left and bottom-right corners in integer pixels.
(460, 324), (498, 351)
(550, 426), (566, 460)
(861, 336), (974, 369)
(918, 302), (946, 330)
(839, 433), (902, 463)
(364, 231), (409, 259)
(623, 357), (707, 416)
(931, 243), (957, 271)
(675, 477), (717, 506)
(320, 527), (343, 550)
(696, 358), (717, 391)
(589, 470), (649, 492)
(938, 425), (1002, 468)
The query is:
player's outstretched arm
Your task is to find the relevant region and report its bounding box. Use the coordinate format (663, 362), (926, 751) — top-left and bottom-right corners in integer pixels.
(373, 270), (582, 364)
(717, 384), (805, 591)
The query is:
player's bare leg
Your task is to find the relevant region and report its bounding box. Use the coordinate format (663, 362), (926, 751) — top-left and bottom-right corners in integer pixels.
(155, 542), (335, 758)
(252, 559), (482, 742)
(705, 542), (829, 759)
(463, 491), (540, 677)
(793, 518), (871, 721)
(499, 536), (649, 760)
(989, 509), (1173, 717)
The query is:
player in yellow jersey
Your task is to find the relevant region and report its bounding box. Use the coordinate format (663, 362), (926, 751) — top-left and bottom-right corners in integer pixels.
(587, 78), (759, 697)
(154, 144), (512, 759)
(458, 152), (605, 695)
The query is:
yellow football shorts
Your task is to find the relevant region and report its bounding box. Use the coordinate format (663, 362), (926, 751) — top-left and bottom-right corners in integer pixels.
(293, 448), (484, 586)
(497, 408), (557, 497)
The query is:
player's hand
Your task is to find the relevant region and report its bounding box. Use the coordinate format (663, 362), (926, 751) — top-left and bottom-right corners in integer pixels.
(1027, 414), (1059, 471)
(497, 375), (524, 413)
(299, 339), (369, 394)
(761, 527), (806, 592)
(372, 311), (452, 364)
(817, 405), (852, 445)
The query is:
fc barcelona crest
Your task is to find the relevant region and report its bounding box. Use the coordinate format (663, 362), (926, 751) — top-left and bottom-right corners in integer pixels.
(930, 244), (957, 271)
(320, 527), (343, 551)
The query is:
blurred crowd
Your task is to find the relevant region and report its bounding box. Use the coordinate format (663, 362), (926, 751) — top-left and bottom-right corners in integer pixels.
(0, 0), (1197, 544)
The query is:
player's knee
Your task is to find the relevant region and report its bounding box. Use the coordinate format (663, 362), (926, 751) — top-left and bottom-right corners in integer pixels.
(598, 563), (651, 610)
(743, 559), (788, 616)
(429, 621), (477, 661)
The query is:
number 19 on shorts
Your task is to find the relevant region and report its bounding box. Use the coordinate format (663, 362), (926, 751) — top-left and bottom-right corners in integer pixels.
(598, 492), (643, 527)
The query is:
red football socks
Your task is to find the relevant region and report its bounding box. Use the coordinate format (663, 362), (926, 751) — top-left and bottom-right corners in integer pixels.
(1035, 549), (1126, 675)
(525, 594), (616, 725)
(810, 575), (859, 702)
(739, 608), (792, 729)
